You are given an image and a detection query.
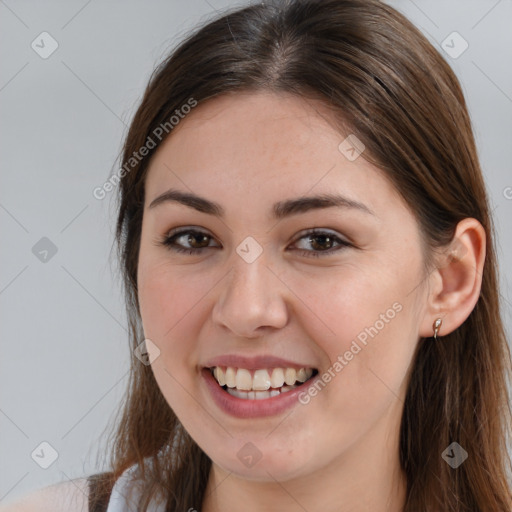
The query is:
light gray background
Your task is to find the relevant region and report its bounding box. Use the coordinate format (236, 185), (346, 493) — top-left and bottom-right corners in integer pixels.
(1, 0), (511, 504)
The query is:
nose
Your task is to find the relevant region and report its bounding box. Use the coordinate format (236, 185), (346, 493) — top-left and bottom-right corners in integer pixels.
(211, 252), (289, 338)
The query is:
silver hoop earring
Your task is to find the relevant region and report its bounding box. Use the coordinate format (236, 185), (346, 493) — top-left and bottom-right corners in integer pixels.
(433, 318), (442, 340)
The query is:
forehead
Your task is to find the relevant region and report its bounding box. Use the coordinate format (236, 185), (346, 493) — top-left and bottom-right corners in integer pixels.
(144, 91), (404, 219)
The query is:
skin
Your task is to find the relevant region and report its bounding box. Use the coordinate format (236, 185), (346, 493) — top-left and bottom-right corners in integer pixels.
(136, 91), (485, 512)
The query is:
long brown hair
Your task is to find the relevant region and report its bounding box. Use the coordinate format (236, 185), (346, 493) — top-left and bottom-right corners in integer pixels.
(92, 1), (512, 510)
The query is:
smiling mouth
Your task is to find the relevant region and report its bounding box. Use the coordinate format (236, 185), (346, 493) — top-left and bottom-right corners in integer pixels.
(208, 366), (319, 400)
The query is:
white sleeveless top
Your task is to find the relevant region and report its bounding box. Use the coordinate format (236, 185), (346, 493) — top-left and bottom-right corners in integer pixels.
(105, 462), (166, 512)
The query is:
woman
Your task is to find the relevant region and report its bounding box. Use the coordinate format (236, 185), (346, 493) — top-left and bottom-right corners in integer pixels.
(6, 0), (511, 510)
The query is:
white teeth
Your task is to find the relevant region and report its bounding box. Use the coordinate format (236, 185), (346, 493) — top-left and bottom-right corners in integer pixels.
(284, 368), (297, 385)
(226, 384), (299, 400)
(225, 367), (236, 388)
(296, 368), (308, 382)
(211, 366), (315, 393)
(253, 369), (271, 390)
(270, 367), (285, 388)
(213, 367), (225, 386)
(235, 368), (252, 390)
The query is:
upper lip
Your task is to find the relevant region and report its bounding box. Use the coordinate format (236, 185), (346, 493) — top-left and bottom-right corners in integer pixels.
(202, 354), (317, 370)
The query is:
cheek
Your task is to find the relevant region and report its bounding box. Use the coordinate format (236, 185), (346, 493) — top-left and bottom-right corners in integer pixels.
(138, 266), (209, 425)
(298, 264), (418, 420)
(137, 264), (207, 409)
(294, 263), (399, 348)
(138, 260), (210, 343)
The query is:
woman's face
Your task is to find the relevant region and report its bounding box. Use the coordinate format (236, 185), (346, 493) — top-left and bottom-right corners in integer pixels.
(137, 91), (429, 481)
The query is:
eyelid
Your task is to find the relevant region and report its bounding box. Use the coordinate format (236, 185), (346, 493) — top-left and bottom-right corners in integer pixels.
(165, 226), (219, 245)
(292, 227), (350, 243)
(164, 226), (349, 242)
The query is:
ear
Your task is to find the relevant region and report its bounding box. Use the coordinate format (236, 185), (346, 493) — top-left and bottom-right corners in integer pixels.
(418, 218), (486, 338)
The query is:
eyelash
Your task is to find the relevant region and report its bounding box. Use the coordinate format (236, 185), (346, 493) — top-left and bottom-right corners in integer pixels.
(158, 228), (352, 258)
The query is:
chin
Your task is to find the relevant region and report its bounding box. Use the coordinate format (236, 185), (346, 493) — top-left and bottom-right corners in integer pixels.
(209, 436), (320, 482)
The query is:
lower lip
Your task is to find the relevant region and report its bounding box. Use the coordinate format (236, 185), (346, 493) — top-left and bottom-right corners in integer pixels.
(201, 367), (318, 418)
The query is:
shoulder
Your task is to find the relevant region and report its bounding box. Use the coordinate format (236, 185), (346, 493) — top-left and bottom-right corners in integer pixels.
(0, 477), (90, 512)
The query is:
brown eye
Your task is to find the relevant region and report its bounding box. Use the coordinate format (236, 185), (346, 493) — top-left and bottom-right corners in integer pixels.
(160, 229), (217, 254)
(291, 229), (351, 258)
(159, 227), (351, 258)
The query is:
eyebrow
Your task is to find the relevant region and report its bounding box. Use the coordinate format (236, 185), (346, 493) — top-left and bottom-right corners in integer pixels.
(148, 188), (375, 219)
